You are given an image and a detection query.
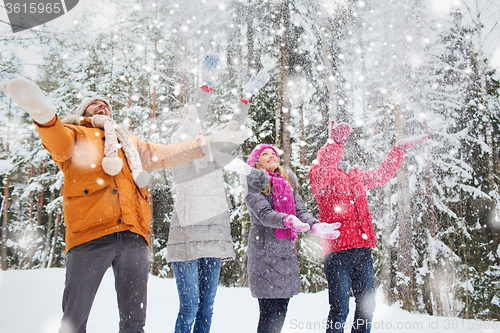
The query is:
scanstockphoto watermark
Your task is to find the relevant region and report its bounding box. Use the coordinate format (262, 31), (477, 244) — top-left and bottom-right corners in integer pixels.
(289, 319), (424, 331)
(289, 318), (499, 330)
(3, 0), (79, 33)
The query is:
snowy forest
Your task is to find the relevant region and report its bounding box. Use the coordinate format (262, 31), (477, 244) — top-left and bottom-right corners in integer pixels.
(1, 0), (500, 322)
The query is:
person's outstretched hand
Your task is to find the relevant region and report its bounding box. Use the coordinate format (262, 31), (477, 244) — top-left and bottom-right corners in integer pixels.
(2, 77), (56, 124)
(211, 152), (251, 175)
(243, 70), (270, 99)
(201, 121), (253, 160)
(284, 215), (311, 232)
(201, 52), (219, 87)
(330, 121), (352, 144)
(311, 222), (341, 239)
(395, 134), (428, 152)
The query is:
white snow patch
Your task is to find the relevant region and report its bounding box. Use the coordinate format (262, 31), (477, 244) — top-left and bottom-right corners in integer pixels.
(1, 269), (498, 333)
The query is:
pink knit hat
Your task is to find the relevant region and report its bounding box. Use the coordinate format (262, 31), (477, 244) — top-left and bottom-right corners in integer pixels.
(247, 144), (279, 167)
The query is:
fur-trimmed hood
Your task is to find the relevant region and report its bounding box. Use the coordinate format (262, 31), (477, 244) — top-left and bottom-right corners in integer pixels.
(61, 114), (85, 126)
(60, 115), (130, 134)
(246, 167), (299, 192)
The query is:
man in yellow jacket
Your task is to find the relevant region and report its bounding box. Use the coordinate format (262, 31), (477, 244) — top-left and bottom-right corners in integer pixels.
(2, 77), (251, 333)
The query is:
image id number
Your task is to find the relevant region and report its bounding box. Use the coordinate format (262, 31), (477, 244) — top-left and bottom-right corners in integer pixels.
(5, 2), (62, 14)
(443, 318), (499, 330)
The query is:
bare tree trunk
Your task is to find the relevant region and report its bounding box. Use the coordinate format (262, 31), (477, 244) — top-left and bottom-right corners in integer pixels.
(318, 0), (338, 128)
(151, 39), (158, 137)
(37, 162), (45, 236)
(41, 190), (55, 268)
(148, 30), (159, 266)
(381, 107), (393, 301)
(458, 193), (470, 318)
(126, 76), (132, 108)
(1, 109), (11, 271)
(395, 105), (412, 311)
(381, 181), (392, 299)
(300, 105), (305, 166)
(181, 37), (188, 110)
(397, 164), (412, 311)
(236, 3), (254, 287)
(1, 176), (9, 271)
(151, 82), (157, 133)
(274, 11), (282, 152)
(246, 5), (256, 73)
(28, 165), (34, 268)
(422, 106), (444, 315)
(470, 0), (496, 192)
(48, 186), (63, 268)
(275, 100), (282, 150)
(148, 185), (154, 268)
(227, 7), (241, 82)
(29, 161), (45, 269)
(276, 0), (291, 168)
(281, 17), (291, 169)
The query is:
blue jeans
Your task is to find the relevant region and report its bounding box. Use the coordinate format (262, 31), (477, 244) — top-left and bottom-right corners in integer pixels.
(324, 247), (375, 333)
(172, 258), (222, 333)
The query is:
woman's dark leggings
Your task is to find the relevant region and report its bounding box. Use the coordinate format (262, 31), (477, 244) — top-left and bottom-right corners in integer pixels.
(257, 298), (290, 333)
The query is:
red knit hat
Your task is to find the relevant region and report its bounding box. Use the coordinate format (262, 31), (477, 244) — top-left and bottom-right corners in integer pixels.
(247, 144), (279, 167)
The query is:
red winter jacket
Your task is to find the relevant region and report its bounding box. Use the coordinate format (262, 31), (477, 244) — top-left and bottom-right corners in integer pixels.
(309, 142), (405, 256)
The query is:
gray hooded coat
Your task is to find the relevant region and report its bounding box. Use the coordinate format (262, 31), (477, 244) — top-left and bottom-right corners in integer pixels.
(167, 88), (249, 262)
(245, 168), (319, 299)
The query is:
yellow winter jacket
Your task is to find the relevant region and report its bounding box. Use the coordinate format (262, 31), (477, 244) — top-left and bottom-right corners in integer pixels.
(35, 115), (204, 252)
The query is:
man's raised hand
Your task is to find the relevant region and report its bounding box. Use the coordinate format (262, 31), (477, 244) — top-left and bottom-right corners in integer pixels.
(2, 77), (56, 124)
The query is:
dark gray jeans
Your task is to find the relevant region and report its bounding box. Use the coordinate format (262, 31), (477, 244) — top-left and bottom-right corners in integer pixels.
(59, 231), (149, 333)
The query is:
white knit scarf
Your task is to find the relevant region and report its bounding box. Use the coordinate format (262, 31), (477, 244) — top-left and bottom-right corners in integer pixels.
(91, 115), (150, 188)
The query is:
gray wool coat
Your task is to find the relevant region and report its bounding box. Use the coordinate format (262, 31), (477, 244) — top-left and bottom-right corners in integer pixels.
(167, 88), (250, 262)
(245, 168), (319, 299)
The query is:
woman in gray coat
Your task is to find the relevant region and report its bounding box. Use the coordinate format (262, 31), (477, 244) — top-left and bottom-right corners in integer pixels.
(244, 144), (341, 333)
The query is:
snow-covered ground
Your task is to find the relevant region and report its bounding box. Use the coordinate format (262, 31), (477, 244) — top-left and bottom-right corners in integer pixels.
(0, 268), (498, 333)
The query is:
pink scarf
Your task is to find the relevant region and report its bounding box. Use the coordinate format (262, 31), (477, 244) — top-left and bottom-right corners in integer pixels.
(267, 171), (298, 241)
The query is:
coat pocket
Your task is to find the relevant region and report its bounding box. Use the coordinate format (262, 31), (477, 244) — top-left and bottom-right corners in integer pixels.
(137, 187), (152, 234)
(63, 179), (117, 234)
(263, 228), (292, 253)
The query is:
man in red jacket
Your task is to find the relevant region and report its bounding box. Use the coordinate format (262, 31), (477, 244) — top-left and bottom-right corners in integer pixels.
(309, 121), (427, 333)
